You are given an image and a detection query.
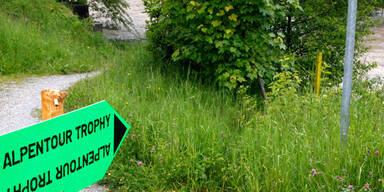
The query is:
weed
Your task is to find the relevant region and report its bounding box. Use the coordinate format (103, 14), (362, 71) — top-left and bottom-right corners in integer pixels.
(66, 43), (384, 191)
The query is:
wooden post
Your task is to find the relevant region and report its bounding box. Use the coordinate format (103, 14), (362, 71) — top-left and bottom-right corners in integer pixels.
(315, 52), (323, 96)
(41, 89), (67, 120)
(258, 76), (267, 100)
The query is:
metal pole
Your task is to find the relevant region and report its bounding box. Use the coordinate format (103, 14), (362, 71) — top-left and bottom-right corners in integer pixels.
(340, 0), (358, 145)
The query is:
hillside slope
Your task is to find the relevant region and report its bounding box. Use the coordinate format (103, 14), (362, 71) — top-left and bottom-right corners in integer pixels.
(0, 0), (114, 75)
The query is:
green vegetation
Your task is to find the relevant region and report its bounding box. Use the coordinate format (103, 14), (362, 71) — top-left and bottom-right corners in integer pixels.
(277, 0), (378, 85)
(145, 0), (297, 90)
(2, 0), (384, 191)
(144, 0), (378, 91)
(60, 0), (132, 29)
(67, 43), (384, 191)
(0, 0), (114, 75)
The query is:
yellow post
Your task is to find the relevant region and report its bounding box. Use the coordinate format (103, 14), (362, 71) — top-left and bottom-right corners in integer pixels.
(315, 52), (323, 96)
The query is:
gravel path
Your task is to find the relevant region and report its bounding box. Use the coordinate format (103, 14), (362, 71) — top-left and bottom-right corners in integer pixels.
(363, 25), (384, 80)
(0, 71), (107, 192)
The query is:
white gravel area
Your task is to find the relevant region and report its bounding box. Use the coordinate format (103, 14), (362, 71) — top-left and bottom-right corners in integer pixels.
(80, 184), (108, 192)
(363, 25), (384, 80)
(0, 71), (107, 192)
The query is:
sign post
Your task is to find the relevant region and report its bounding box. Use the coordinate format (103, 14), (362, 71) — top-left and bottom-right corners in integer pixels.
(0, 101), (130, 192)
(340, 0), (358, 145)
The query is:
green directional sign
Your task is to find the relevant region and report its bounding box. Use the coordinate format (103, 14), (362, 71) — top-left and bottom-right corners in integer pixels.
(0, 101), (130, 192)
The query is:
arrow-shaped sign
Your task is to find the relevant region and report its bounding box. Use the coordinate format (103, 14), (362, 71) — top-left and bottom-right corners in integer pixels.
(0, 101), (130, 192)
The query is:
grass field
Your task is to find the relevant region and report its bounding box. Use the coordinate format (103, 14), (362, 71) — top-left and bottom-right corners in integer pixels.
(0, 0), (114, 75)
(66, 43), (384, 191)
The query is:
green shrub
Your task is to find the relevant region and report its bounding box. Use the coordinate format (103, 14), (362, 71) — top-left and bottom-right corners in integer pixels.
(145, 0), (380, 92)
(144, 0), (300, 90)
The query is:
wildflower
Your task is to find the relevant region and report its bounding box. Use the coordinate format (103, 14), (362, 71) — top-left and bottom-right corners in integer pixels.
(132, 134), (136, 137)
(348, 185), (354, 189)
(87, 95), (91, 99)
(375, 151), (380, 155)
(368, 150), (371, 153)
(312, 169), (317, 176)
(128, 72), (131, 76)
(379, 178), (382, 182)
(158, 157), (163, 161)
(129, 159), (134, 162)
(138, 134), (141, 137)
(317, 171), (323, 175)
(137, 161), (143, 166)
(364, 184), (370, 190)
(336, 176), (343, 181)
(125, 101), (128, 105)
(128, 114), (133, 118)
(151, 147), (156, 152)
(343, 168), (347, 173)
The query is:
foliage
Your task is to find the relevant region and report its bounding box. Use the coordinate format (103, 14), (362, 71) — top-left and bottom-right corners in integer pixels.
(59, 0), (132, 30)
(268, 68), (302, 99)
(67, 43), (384, 191)
(0, 0), (114, 75)
(145, 0), (380, 92)
(144, 0), (300, 91)
(275, 0), (378, 86)
(87, 0), (132, 30)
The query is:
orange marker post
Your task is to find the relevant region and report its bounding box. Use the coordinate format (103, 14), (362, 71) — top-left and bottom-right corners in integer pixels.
(41, 89), (68, 120)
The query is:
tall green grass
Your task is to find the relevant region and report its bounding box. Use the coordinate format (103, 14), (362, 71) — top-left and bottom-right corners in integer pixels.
(0, 0), (114, 75)
(66, 43), (384, 191)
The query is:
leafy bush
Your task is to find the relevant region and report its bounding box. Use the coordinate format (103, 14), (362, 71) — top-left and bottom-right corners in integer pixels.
(144, 0), (299, 90)
(145, 0), (379, 92)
